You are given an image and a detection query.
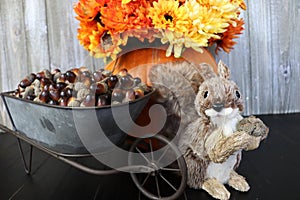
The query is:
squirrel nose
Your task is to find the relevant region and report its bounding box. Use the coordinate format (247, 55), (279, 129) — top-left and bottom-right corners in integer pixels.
(212, 103), (224, 112)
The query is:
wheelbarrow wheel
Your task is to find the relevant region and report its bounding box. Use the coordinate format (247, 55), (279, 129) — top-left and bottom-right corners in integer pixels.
(128, 134), (187, 200)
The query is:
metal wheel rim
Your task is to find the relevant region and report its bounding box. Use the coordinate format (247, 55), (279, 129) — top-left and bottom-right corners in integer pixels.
(128, 134), (187, 200)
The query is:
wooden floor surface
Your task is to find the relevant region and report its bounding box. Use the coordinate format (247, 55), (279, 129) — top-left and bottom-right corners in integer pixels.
(1, 114), (300, 200)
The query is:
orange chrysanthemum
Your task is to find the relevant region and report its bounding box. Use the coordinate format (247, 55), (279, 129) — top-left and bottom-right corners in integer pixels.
(100, 0), (154, 41)
(74, 0), (101, 21)
(213, 19), (245, 53)
(88, 24), (125, 62)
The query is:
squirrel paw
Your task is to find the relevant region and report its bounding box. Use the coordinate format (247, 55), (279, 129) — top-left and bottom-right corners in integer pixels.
(237, 116), (269, 139)
(209, 131), (252, 163)
(228, 171), (250, 192)
(202, 178), (230, 200)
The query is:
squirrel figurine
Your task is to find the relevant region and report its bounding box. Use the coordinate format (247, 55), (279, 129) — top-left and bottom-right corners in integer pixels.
(149, 60), (269, 200)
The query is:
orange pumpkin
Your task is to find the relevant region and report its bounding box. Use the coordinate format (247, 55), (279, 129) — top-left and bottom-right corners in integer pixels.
(104, 48), (218, 137)
(105, 48), (218, 85)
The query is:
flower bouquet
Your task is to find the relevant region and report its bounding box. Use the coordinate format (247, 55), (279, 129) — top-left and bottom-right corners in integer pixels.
(74, 0), (246, 62)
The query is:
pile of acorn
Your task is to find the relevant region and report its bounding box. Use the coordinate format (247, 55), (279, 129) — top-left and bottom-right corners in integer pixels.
(14, 67), (151, 107)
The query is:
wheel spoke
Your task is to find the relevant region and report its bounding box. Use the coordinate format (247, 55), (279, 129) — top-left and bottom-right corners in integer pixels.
(155, 175), (161, 198)
(161, 167), (181, 172)
(159, 173), (177, 191)
(141, 173), (151, 187)
(135, 147), (151, 164)
(157, 145), (170, 163)
(149, 139), (154, 161)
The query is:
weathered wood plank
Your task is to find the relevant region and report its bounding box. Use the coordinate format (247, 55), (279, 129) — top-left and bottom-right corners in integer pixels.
(45, 0), (104, 72)
(269, 0), (300, 114)
(0, 0), (28, 127)
(24, 0), (50, 73)
(245, 0), (274, 114)
(0, 0), (28, 91)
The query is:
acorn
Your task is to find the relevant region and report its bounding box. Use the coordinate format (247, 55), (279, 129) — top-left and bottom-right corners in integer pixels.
(102, 70), (112, 78)
(107, 75), (118, 89)
(90, 82), (108, 95)
(48, 99), (59, 105)
(120, 75), (134, 89)
(74, 82), (87, 91)
(19, 78), (31, 88)
(49, 88), (60, 102)
(23, 86), (34, 99)
(71, 68), (81, 78)
(66, 83), (74, 90)
(27, 73), (37, 83)
(43, 84), (50, 92)
(51, 68), (61, 74)
(81, 94), (96, 107)
(97, 94), (110, 106)
(32, 79), (41, 87)
(77, 88), (91, 100)
(36, 69), (52, 80)
(67, 97), (81, 107)
(36, 71), (45, 80)
(60, 87), (73, 99)
(59, 98), (68, 106)
(44, 69), (52, 80)
(111, 88), (125, 103)
(33, 96), (42, 103)
(43, 83), (56, 91)
(17, 85), (26, 93)
(56, 73), (67, 83)
(81, 77), (92, 88)
(134, 88), (145, 99)
(53, 71), (61, 83)
(49, 84), (56, 91)
(133, 77), (142, 86)
(39, 90), (50, 103)
(14, 89), (21, 98)
(56, 82), (67, 91)
(40, 77), (52, 89)
(93, 71), (103, 82)
(123, 89), (136, 103)
(26, 95), (36, 101)
(34, 89), (42, 98)
(65, 70), (77, 83)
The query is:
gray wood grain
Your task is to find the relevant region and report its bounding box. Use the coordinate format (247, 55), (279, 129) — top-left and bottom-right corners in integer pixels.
(0, 0), (299, 118)
(0, 0), (28, 127)
(24, 0), (50, 73)
(45, 0), (103, 72)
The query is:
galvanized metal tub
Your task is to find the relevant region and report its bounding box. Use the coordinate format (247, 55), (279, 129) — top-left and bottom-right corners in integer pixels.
(1, 90), (154, 155)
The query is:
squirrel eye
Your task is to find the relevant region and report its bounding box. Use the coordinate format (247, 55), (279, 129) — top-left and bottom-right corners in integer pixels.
(204, 91), (209, 99)
(235, 90), (241, 98)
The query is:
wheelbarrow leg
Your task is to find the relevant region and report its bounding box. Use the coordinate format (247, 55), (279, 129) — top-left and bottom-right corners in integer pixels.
(17, 138), (33, 175)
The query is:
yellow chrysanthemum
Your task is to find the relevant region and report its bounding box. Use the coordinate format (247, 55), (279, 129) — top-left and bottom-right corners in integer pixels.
(148, 0), (190, 33)
(197, 0), (240, 25)
(156, 29), (204, 58)
(149, 0), (194, 56)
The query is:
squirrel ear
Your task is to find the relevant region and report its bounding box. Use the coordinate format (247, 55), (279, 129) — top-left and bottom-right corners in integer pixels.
(197, 63), (217, 80)
(218, 60), (230, 79)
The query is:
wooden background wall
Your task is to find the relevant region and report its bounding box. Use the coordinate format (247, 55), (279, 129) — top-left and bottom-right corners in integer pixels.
(1, 0), (299, 126)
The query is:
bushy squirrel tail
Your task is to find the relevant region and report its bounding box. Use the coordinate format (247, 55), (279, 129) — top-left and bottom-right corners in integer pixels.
(148, 61), (214, 139)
